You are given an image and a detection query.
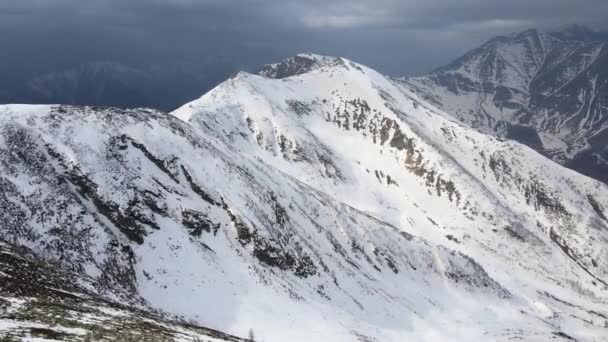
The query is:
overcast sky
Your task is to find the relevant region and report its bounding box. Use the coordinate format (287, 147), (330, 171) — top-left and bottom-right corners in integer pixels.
(2, 0), (608, 76)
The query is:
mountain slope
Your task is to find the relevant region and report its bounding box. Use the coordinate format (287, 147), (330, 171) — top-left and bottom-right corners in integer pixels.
(402, 26), (608, 185)
(1, 54), (608, 341)
(0, 241), (247, 342)
(174, 54), (608, 340)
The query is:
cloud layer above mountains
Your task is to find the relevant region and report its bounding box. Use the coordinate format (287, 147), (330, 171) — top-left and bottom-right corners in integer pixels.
(1, 0), (607, 76)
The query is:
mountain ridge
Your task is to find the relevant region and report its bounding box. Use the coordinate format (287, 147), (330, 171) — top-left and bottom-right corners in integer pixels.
(2, 53), (608, 341)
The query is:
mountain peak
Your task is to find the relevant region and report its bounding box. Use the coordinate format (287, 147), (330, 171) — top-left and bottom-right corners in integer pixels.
(257, 53), (347, 79)
(5, 48), (608, 341)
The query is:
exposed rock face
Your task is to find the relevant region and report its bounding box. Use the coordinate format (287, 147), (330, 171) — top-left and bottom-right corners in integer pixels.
(1, 53), (608, 341)
(402, 26), (608, 185)
(258, 53), (348, 79)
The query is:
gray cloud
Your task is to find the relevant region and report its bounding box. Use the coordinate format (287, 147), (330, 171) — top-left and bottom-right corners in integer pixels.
(1, 0), (607, 77)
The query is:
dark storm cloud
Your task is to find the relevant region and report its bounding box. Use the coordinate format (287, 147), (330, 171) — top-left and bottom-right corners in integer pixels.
(1, 0), (607, 75)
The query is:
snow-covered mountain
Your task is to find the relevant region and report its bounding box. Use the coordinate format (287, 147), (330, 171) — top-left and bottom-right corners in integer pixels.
(402, 25), (608, 185)
(2, 53), (608, 341)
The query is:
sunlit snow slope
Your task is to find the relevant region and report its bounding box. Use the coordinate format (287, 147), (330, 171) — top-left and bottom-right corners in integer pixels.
(1, 53), (608, 341)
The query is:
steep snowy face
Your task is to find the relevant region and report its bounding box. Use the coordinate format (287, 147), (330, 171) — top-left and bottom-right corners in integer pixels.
(402, 27), (608, 185)
(173, 56), (608, 340)
(0, 104), (518, 341)
(2, 53), (608, 341)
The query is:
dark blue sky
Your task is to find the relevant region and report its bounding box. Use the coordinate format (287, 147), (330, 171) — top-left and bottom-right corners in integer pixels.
(2, 0), (607, 75)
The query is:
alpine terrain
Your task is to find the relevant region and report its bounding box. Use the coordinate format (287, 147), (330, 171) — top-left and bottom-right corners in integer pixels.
(1, 53), (608, 341)
(403, 25), (608, 185)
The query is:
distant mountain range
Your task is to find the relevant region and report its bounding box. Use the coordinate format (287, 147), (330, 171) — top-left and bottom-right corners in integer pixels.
(403, 24), (608, 185)
(1, 61), (235, 111)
